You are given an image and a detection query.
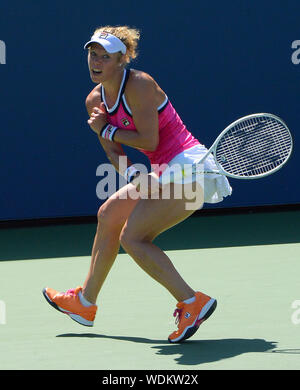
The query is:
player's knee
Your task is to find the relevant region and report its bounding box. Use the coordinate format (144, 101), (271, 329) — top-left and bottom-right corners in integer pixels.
(97, 201), (120, 231)
(119, 226), (137, 252)
(97, 203), (108, 225)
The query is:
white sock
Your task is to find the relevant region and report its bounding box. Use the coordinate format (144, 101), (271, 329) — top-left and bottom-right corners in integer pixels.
(183, 296), (196, 304)
(78, 291), (94, 307)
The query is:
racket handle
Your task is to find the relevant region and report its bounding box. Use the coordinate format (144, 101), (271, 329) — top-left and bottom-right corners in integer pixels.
(159, 164), (221, 184)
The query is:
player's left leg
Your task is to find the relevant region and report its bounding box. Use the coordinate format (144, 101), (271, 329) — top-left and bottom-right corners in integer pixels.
(119, 180), (217, 342)
(119, 181), (202, 302)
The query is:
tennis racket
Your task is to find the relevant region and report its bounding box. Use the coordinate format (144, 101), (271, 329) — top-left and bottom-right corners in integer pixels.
(164, 113), (293, 183)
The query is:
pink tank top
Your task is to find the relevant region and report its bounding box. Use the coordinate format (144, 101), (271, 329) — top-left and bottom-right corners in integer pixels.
(101, 69), (200, 166)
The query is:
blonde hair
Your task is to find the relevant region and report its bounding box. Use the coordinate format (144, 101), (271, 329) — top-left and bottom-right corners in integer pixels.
(93, 25), (140, 64)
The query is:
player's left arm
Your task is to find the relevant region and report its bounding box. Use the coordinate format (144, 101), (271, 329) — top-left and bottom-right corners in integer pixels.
(114, 73), (159, 151)
(87, 72), (160, 151)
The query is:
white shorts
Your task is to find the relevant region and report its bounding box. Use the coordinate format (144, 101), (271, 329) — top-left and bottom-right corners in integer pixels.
(158, 145), (233, 204)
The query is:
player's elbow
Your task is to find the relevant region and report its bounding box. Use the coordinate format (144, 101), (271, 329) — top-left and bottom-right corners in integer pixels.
(144, 137), (159, 152)
(145, 142), (158, 152)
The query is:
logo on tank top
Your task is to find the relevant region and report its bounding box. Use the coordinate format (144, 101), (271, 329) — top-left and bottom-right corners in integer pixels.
(121, 118), (131, 127)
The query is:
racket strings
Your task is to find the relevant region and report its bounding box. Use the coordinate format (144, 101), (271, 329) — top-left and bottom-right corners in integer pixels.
(215, 117), (292, 177)
(220, 130), (290, 175)
(219, 137), (288, 176)
(229, 123), (289, 164)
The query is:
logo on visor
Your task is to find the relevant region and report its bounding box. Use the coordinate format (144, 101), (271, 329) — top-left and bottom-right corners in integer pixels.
(99, 32), (109, 39)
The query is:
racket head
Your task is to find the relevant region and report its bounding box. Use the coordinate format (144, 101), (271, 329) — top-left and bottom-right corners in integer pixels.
(212, 113), (293, 179)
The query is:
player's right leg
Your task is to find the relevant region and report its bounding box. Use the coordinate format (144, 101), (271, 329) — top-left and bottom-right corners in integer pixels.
(42, 182), (140, 326)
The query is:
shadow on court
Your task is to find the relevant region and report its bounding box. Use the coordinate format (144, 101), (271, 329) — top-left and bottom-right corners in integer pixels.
(1, 210), (300, 261)
(56, 333), (277, 366)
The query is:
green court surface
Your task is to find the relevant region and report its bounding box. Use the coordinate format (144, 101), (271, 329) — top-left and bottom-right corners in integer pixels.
(1, 210), (300, 370)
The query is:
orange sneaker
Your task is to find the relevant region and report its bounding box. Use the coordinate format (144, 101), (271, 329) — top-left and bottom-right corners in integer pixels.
(168, 291), (217, 343)
(42, 286), (97, 327)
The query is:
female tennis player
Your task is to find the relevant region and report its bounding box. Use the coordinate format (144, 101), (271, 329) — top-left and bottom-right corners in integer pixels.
(43, 26), (232, 343)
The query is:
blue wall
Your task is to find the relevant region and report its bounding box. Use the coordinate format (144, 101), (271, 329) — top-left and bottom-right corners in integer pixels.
(0, 0), (299, 220)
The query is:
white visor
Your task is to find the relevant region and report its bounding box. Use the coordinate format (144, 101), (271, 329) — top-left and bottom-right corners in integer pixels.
(84, 31), (127, 54)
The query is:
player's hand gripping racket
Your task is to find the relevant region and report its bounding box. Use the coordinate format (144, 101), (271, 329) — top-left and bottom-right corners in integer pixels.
(163, 113), (293, 184)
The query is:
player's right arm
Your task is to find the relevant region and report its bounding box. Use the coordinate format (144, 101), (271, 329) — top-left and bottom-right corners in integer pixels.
(85, 87), (131, 176)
